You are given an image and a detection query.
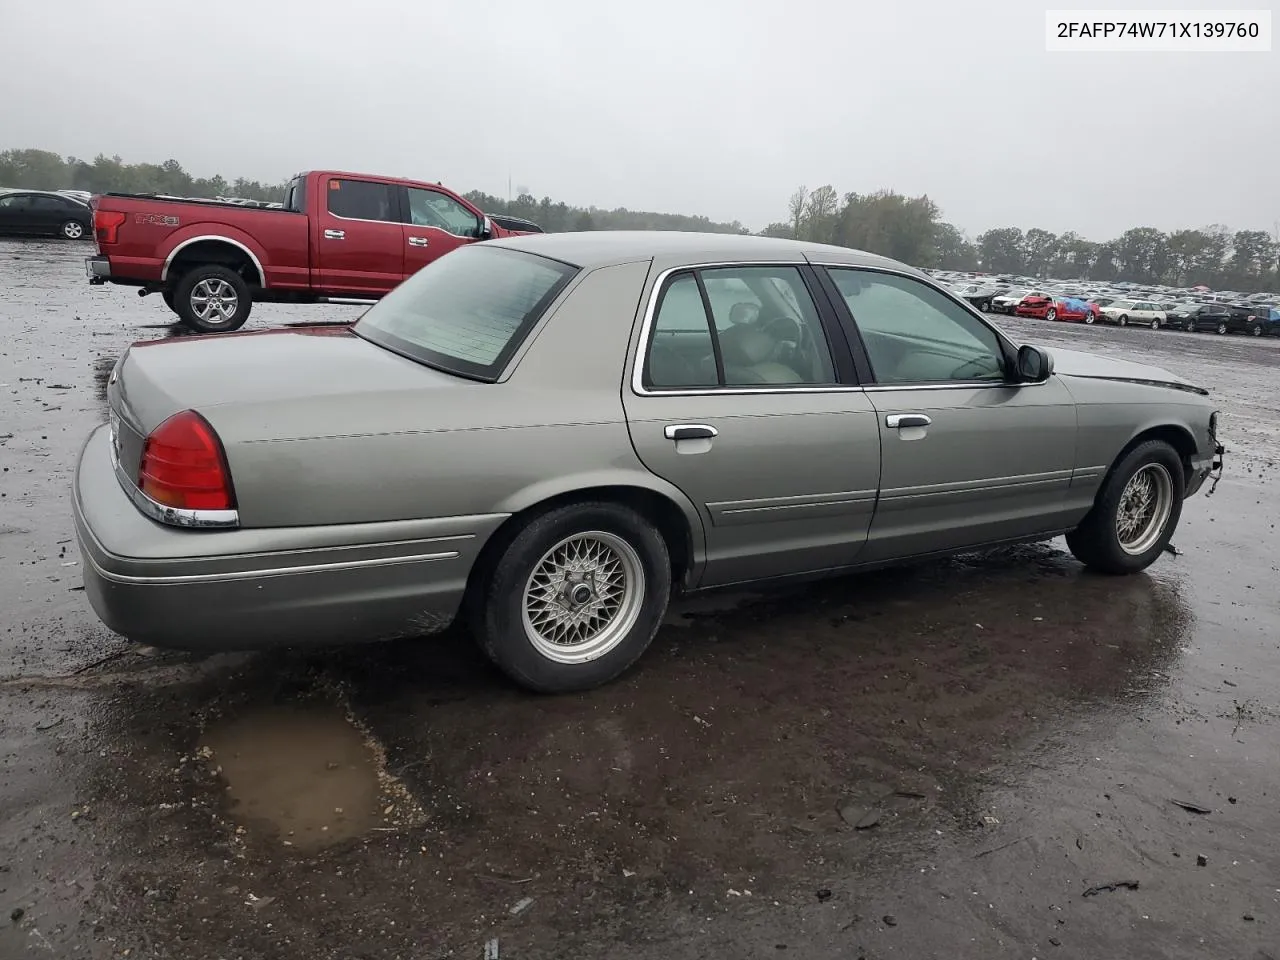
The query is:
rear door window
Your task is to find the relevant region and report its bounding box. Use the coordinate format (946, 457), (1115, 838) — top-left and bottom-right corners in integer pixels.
(643, 266), (837, 389)
(326, 178), (397, 222)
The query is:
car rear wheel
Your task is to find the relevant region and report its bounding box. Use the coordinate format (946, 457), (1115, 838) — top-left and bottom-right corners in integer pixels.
(1083, 313), (1095, 324)
(1216, 322), (1227, 335)
(470, 502), (671, 693)
(61, 220), (85, 240)
(1045, 307), (1057, 321)
(1250, 325), (1262, 337)
(172, 265), (252, 333)
(1149, 318), (1161, 330)
(1066, 439), (1184, 575)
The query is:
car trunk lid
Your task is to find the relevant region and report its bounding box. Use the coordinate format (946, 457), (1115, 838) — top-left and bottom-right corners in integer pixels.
(108, 325), (472, 482)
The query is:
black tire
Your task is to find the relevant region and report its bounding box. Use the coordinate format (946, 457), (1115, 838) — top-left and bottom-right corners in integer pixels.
(1250, 325), (1262, 337)
(1046, 307), (1057, 321)
(1066, 439), (1185, 575)
(1216, 322), (1227, 335)
(172, 264), (252, 333)
(61, 220), (86, 240)
(469, 502), (671, 693)
(1150, 318), (1161, 330)
(1083, 313), (1095, 325)
(1118, 314), (1129, 327)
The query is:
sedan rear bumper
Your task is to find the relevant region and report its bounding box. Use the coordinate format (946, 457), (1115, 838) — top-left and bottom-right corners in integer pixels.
(73, 426), (506, 651)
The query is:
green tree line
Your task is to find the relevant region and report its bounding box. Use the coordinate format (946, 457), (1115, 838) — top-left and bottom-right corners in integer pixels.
(3, 148), (1275, 291)
(766, 184), (1279, 292)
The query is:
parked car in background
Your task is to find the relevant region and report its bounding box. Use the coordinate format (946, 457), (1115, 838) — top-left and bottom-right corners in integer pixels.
(990, 289), (1029, 314)
(72, 232), (1223, 693)
(1244, 305), (1280, 336)
(57, 189), (93, 204)
(1164, 303), (1217, 331)
(1099, 299), (1166, 329)
(1016, 294), (1098, 323)
(85, 169), (541, 333)
(0, 190), (93, 240)
(951, 283), (1001, 312)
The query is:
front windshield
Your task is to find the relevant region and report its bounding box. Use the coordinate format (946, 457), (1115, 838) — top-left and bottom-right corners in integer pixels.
(354, 245), (577, 380)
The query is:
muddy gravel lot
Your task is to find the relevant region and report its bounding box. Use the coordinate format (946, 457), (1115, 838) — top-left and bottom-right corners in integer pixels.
(2, 238), (1279, 960)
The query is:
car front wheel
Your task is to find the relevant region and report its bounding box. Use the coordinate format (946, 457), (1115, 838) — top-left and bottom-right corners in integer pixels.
(1118, 314), (1129, 327)
(1066, 439), (1185, 575)
(470, 502), (671, 693)
(1216, 322), (1227, 335)
(1045, 307), (1057, 321)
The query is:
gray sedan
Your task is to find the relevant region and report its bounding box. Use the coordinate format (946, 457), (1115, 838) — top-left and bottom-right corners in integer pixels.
(74, 233), (1224, 692)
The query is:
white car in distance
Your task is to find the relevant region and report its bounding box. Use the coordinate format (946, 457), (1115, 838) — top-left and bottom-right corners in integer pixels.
(1099, 299), (1167, 329)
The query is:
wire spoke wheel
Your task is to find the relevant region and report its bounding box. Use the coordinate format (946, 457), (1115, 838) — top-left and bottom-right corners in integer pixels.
(1115, 463), (1173, 556)
(190, 278), (239, 324)
(521, 531), (645, 664)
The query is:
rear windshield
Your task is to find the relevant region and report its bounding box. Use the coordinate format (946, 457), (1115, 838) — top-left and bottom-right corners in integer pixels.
(353, 245), (577, 380)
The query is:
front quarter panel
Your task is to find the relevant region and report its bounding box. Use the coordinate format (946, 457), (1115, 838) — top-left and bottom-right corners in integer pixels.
(1058, 374), (1215, 499)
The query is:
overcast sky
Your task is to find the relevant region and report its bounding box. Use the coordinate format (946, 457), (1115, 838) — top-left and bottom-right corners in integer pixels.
(4, 0), (1276, 238)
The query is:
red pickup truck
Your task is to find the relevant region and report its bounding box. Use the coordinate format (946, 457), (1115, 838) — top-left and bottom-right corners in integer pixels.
(85, 169), (541, 332)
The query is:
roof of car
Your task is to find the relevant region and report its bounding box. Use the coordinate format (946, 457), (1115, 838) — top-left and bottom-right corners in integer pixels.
(487, 230), (915, 273)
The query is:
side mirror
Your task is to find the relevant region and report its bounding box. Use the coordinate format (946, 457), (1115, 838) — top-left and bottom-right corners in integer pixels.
(478, 215), (493, 240)
(1016, 344), (1053, 383)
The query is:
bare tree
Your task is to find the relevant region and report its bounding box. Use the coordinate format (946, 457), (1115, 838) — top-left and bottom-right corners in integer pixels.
(788, 186), (809, 240)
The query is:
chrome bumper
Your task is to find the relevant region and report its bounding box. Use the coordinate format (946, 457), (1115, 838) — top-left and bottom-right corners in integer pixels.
(85, 255), (110, 284)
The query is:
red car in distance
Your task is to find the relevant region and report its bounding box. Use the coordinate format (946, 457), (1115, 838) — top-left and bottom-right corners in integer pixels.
(1015, 294), (1100, 323)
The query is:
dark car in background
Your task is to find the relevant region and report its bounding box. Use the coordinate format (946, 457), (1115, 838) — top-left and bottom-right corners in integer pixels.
(1163, 303), (1213, 331)
(1244, 305), (1280, 336)
(1180, 303), (1233, 333)
(0, 190), (93, 240)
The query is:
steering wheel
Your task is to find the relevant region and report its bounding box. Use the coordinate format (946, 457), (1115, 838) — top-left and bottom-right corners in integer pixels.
(759, 315), (818, 378)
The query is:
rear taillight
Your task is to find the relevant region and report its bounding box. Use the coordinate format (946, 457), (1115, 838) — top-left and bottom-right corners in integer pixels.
(94, 209), (126, 245)
(139, 410), (236, 511)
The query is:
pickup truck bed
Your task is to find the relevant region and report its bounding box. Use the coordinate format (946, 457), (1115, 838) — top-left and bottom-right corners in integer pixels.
(87, 170), (539, 333)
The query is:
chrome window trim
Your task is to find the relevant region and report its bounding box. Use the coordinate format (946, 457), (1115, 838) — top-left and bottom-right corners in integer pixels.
(161, 235), (265, 286)
(109, 425), (239, 529)
(631, 261), (1046, 397)
(631, 260), (848, 398)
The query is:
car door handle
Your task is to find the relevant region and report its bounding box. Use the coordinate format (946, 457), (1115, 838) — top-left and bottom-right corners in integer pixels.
(664, 424), (718, 441)
(407, 236), (429, 247)
(324, 229), (345, 240)
(885, 414), (932, 429)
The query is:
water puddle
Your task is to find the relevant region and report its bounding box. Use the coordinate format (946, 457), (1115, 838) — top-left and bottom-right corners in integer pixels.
(199, 704), (384, 851)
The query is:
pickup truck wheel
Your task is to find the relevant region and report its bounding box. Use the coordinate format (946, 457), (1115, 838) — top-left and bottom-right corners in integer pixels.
(1250, 325), (1262, 337)
(1066, 439), (1185, 575)
(470, 502), (671, 693)
(173, 266), (252, 333)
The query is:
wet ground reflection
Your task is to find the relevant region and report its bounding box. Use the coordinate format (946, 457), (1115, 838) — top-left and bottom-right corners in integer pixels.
(73, 542), (1191, 954)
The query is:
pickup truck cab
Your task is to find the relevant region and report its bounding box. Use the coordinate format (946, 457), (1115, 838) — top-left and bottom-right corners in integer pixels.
(86, 170), (539, 332)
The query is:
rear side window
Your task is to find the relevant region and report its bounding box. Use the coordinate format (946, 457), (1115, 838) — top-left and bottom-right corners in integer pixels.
(643, 265), (837, 389)
(327, 178), (396, 222)
(354, 245), (576, 380)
